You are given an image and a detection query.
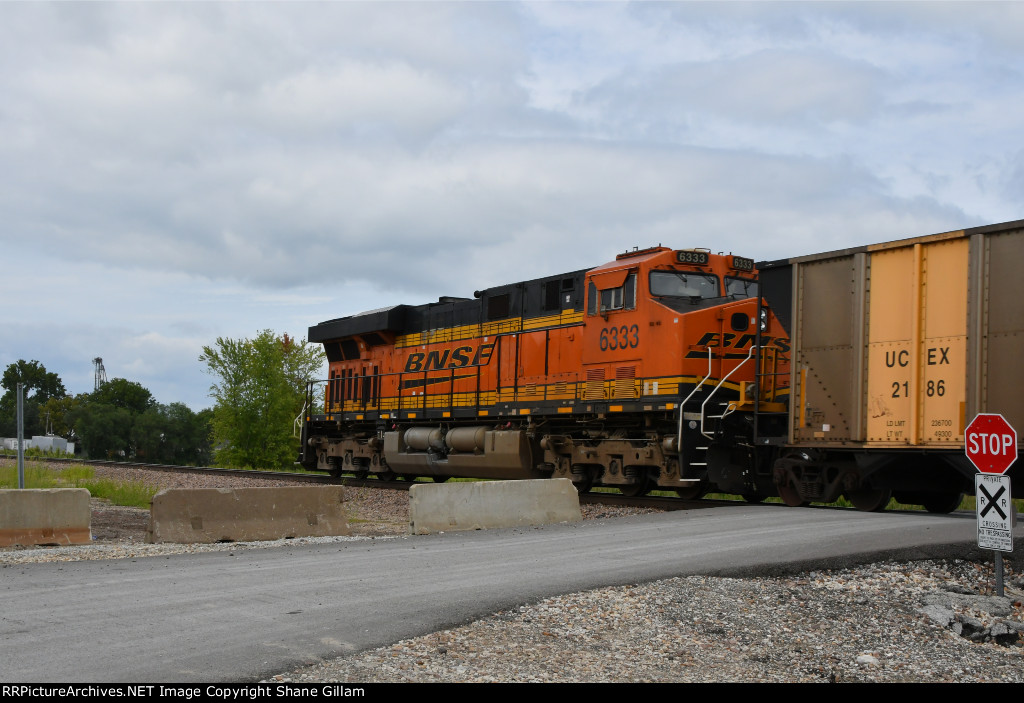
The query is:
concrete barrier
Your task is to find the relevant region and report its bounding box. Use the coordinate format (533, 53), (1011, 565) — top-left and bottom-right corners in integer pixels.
(0, 488), (91, 546)
(147, 486), (349, 544)
(408, 478), (581, 535)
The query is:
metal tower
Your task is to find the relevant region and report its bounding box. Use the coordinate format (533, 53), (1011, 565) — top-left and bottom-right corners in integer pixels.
(93, 357), (107, 391)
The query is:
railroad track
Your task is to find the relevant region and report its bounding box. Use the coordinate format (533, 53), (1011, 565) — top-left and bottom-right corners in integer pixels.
(3, 453), (709, 510)
(0, 454), (334, 484)
(8, 453), (966, 514)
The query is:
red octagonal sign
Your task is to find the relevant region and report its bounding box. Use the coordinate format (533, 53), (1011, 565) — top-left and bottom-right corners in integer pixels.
(965, 413), (1018, 474)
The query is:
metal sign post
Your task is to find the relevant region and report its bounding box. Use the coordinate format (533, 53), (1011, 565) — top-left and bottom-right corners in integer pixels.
(16, 382), (25, 489)
(966, 413), (1018, 598)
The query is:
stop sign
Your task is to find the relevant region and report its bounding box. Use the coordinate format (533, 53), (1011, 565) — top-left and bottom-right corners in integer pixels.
(965, 413), (1018, 474)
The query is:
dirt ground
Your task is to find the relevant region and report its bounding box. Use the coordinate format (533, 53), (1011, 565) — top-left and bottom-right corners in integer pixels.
(89, 500), (152, 542)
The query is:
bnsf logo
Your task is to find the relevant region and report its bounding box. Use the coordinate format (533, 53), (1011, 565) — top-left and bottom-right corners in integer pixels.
(685, 332), (790, 358)
(404, 343), (495, 373)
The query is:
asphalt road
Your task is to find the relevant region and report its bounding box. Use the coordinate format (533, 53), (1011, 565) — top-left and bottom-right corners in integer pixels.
(0, 503), (997, 682)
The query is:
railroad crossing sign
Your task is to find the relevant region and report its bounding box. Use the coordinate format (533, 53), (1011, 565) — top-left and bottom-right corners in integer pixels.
(976, 474), (1014, 552)
(965, 413), (1018, 475)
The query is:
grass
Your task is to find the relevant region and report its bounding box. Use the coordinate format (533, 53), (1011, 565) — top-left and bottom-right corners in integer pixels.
(75, 478), (158, 509)
(0, 460), (158, 509)
(0, 463), (64, 489)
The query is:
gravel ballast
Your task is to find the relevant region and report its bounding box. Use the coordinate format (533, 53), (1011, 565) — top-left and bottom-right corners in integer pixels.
(3, 459), (1022, 683)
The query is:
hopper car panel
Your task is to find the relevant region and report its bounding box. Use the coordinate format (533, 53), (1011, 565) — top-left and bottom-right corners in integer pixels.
(759, 219), (1024, 510)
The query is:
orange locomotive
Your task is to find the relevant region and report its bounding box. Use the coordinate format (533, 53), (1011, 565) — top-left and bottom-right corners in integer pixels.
(300, 246), (791, 499)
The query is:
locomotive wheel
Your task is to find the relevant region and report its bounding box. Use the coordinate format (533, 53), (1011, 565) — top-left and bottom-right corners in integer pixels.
(674, 479), (707, 500)
(742, 493), (766, 504)
(921, 491), (964, 514)
(619, 475), (652, 497)
(572, 475), (593, 493)
(777, 482), (808, 507)
(845, 488), (892, 512)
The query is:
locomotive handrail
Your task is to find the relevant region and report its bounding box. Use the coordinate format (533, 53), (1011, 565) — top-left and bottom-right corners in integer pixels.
(700, 345), (757, 440)
(293, 394), (311, 439)
(676, 347), (714, 459)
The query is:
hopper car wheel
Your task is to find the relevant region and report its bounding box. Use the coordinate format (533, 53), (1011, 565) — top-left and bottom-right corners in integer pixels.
(893, 492), (913, 505)
(353, 469), (369, 480)
(777, 482), (808, 507)
(742, 493), (766, 504)
(922, 491), (964, 514)
(376, 470), (396, 482)
(400, 475), (419, 482)
(619, 475), (652, 497)
(845, 488), (892, 513)
(674, 479), (708, 500)
(432, 476), (451, 483)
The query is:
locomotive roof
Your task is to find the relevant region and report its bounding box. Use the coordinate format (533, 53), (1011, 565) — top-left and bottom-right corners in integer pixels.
(309, 305), (411, 343)
(310, 267), (593, 343)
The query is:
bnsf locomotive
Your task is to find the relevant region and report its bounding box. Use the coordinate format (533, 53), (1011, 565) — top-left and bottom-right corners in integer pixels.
(300, 219), (1024, 511)
(300, 245), (790, 500)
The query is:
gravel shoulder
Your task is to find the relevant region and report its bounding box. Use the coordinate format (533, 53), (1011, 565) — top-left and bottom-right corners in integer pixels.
(3, 459), (1023, 682)
(277, 559), (1024, 683)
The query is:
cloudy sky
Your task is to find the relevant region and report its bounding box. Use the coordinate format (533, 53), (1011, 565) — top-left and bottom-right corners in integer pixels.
(2, 2), (1022, 410)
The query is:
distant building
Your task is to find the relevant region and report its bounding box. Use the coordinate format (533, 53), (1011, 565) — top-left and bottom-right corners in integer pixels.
(2, 436), (75, 454)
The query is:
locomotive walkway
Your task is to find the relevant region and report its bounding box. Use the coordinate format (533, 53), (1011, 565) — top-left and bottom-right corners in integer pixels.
(2, 504), (989, 682)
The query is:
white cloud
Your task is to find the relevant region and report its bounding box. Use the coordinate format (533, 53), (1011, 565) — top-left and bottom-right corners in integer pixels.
(255, 62), (467, 139)
(0, 1), (1021, 409)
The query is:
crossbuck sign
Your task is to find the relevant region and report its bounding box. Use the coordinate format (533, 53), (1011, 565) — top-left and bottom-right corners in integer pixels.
(976, 474), (1013, 552)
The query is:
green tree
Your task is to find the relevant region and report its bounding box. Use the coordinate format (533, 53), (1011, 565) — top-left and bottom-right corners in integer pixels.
(1, 359), (67, 402)
(40, 394), (86, 439)
(132, 402), (213, 465)
(90, 378), (155, 415)
(200, 330), (324, 469)
(70, 379), (155, 459)
(0, 360), (68, 437)
(74, 404), (133, 459)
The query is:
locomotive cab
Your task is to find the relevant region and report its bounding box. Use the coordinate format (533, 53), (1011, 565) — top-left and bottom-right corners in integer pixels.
(572, 247), (790, 497)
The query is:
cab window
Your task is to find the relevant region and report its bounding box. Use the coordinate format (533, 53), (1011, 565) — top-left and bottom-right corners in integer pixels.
(725, 277), (758, 299)
(649, 270), (720, 299)
(588, 273), (636, 315)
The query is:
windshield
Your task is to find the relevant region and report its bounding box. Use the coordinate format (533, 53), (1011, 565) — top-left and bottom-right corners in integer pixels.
(649, 271), (720, 299)
(725, 276), (758, 299)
